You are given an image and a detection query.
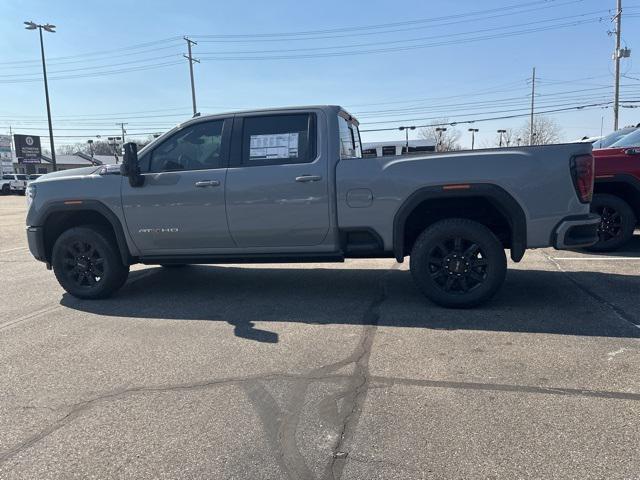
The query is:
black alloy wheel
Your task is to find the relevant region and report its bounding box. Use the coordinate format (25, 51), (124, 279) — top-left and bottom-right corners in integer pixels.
(427, 237), (488, 295)
(410, 218), (507, 308)
(52, 226), (129, 299)
(586, 194), (636, 252)
(60, 240), (106, 288)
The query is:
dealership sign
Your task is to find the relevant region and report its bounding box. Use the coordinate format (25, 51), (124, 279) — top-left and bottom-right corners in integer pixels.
(14, 134), (42, 163)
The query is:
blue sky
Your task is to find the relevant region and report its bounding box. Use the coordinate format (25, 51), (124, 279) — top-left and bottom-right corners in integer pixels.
(1, 0), (639, 150)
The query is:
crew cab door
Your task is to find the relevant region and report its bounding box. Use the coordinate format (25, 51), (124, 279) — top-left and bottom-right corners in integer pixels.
(121, 118), (234, 255)
(225, 112), (329, 247)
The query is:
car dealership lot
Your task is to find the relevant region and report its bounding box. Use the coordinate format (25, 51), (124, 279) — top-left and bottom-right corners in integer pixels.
(1, 194), (639, 479)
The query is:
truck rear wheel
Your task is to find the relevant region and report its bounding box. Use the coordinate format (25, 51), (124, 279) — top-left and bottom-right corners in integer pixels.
(1, 184), (9, 195)
(52, 226), (129, 299)
(586, 194), (636, 252)
(410, 219), (507, 308)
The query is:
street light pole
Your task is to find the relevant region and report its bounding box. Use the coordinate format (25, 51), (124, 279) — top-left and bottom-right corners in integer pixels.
(25, 21), (57, 171)
(398, 126), (415, 154)
(435, 127), (447, 152)
(497, 129), (507, 147)
(468, 128), (479, 150)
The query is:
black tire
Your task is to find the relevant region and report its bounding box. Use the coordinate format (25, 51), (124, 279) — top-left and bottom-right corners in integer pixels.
(1, 184), (9, 195)
(52, 225), (129, 299)
(410, 219), (507, 308)
(586, 194), (636, 252)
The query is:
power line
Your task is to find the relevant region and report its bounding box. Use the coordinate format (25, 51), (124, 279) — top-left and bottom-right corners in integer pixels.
(196, 11), (608, 56)
(193, 0), (582, 38)
(192, 0), (589, 43)
(359, 102), (623, 132)
(196, 18), (605, 61)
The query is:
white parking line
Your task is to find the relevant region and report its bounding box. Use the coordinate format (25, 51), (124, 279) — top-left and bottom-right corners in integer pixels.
(552, 257), (640, 261)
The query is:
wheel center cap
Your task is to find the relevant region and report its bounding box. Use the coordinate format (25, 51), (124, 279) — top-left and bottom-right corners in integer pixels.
(444, 254), (468, 274)
(77, 259), (89, 271)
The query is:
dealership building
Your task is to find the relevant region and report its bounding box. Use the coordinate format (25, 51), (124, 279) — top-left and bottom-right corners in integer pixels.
(362, 139), (436, 157)
(11, 153), (111, 174)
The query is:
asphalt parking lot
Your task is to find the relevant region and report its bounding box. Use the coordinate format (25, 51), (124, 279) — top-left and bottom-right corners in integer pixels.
(1, 194), (639, 480)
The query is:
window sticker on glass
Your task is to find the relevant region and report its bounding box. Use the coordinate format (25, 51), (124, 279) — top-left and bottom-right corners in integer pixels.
(249, 133), (299, 160)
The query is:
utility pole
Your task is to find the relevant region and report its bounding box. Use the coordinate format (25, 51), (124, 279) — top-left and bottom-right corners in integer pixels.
(613, 0), (622, 130)
(529, 67), (536, 145)
(116, 122), (127, 144)
(184, 37), (200, 117)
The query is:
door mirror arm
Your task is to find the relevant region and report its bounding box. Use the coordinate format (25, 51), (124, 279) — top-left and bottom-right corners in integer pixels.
(121, 142), (145, 187)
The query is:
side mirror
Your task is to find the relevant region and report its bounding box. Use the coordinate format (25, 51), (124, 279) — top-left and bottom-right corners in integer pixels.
(121, 142), (144, 187)
(624, 148), (640, 155)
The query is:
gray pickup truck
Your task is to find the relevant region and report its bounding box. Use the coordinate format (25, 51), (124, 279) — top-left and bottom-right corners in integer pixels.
(25, 105), (599, 307)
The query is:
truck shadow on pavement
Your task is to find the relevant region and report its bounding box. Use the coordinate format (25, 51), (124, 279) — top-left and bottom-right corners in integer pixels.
(59, 263), (640, 342)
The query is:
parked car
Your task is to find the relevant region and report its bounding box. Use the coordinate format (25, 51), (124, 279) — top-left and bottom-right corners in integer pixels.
(5, 174), (28, 195)
(25, 105), (598, 307)
(1, 174), (13, 195)
(592, 124), (638, 150)
(590, 127), (640, 251)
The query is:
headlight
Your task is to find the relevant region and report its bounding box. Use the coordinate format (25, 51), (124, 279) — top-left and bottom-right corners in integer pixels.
(26, 183), (36, 207)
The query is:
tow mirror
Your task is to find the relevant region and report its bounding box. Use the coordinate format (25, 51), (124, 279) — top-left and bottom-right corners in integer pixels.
(121, 142), (144, 187)
(624, 148), (640, 155)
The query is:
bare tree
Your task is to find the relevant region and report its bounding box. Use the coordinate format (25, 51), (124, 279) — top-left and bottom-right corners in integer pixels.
(519, 116), (562, 145)
(419, 119), (461, 152)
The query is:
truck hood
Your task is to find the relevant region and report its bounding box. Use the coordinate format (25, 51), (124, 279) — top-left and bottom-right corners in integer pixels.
(34, 166), (103, 183)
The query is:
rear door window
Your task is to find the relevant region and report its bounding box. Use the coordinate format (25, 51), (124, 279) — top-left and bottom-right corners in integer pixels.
(241, 114), (315, 166)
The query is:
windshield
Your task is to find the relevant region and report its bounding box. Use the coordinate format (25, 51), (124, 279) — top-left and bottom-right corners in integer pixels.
(594, 127), (637, 149)
(609, 128), (640, 148)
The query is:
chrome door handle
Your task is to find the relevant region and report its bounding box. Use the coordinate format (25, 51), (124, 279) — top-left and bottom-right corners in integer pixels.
(195, 180), (220, 187)
(295, 175), (322, 183)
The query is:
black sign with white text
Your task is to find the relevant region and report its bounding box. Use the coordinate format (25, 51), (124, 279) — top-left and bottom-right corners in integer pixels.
(14, 134), (41, 163)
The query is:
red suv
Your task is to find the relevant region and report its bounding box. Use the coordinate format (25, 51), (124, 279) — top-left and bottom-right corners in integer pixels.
(591, 125), (640, 251)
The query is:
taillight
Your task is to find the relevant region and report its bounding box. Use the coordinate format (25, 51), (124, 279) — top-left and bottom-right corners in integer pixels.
(570, 154), (594, 203)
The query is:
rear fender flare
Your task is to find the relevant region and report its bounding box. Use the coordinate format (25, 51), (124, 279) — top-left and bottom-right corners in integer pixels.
(392, 184), (527, 262)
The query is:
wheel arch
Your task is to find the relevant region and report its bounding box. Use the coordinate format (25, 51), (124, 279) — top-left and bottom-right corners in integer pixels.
(393, 184), (527, 263)
(39, 200), (133, 266)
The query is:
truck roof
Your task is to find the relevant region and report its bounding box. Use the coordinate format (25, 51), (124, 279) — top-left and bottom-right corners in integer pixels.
(139, 105), (355, 155)
(182, 104), (347, 126)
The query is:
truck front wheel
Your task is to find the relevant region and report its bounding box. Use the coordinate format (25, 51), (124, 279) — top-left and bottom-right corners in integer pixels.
(410, 219), (507, 308)
(52, 226), (129, 299)
(586, 194), (636, 252)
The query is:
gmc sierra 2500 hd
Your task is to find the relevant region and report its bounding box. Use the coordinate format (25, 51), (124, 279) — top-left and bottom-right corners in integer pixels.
(25, 105), (599, 307)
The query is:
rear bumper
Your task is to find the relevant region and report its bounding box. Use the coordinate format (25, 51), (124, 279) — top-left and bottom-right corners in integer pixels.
(552, 213), (600, 249)
(26, 226), (47, 262)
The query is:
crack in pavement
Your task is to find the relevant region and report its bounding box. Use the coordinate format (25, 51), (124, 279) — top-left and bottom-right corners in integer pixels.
(542, 251), (639, 330)
(323, 264), (398, 480)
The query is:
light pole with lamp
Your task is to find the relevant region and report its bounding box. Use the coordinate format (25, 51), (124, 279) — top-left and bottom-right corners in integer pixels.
(435, 127), (447, 152)
(398, 126), (415, 154)
(497, 129), (507, 147)
(468, 128), (479, 150)
(24, 21), (57, 171)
